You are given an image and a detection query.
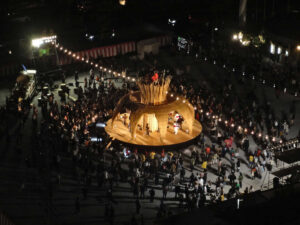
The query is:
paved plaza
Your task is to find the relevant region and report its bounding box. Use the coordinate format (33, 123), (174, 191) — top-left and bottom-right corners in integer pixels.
(0, 52), (299, 225)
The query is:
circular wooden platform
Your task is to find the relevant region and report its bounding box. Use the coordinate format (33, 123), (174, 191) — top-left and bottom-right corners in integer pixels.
(105, 117), (202, 148)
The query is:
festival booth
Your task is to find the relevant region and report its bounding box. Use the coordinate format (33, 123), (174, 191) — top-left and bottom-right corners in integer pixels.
(137, 38), (160, 60)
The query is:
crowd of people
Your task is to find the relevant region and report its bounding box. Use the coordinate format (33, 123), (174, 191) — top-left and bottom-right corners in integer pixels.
(0, 42), (299, 225)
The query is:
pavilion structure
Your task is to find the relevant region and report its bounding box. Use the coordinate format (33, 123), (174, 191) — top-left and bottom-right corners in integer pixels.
(105, 75), (202, 147)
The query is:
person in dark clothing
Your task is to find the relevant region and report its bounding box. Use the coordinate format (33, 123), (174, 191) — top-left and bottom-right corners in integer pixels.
(155, 173), (159, 185)
(159, 199), (166, 216)
(75, 196), (80, 214)
(109, 205), (115, 225)
(135, 199), (141, 214)
(229, 172), (236, 185)
(140, 184), (145, 199)
(175, 185), (181, 199)
(149, 188), (155, 202)
(75, 71), (79, 81)
(236, 159), (241, 172)
(180, 168), (185, 182)
(162, 185), (168, 199)
(82, 186), (88, 199)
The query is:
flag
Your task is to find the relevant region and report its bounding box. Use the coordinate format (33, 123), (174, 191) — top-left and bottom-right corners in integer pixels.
(22, 64), (27, 71)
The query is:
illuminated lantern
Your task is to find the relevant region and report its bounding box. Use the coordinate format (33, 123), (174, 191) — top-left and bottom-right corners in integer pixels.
(119, 0), (126, 6)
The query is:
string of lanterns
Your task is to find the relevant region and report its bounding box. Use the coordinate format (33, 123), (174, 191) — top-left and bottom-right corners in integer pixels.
(264, 138), (299, 152)
(201, 55), (298, 97)
(51, 42), (137, 82)
(164, 90), (285, 146)
(53, 41), (290, 147)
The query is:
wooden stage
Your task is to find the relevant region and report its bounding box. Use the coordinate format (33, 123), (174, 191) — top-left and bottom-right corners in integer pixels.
(105, 119), (202, 147)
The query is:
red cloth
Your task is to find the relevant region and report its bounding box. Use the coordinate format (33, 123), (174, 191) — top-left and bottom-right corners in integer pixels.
(151, 73), (159, 81)
(196, 112), (199, 121)
(205, 147), (211, 155)
(257, 149), (261, 157)
(225, 137), (233, 148)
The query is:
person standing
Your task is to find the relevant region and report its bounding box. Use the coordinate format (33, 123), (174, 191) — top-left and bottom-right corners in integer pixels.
(140, 184), (145, 199)
(109, 205), (115, 225)
(162, 185), (168, 199)
(146, 123), (150, 136)
(149, 188), (155, 202)
(236, 159), (241, 172)
(75, 70), (79, 81)
(75, 196), (80, 214)
(175, 185), (180, 199)
(135, 199), (141, 214)
(238, 173), (243, 188)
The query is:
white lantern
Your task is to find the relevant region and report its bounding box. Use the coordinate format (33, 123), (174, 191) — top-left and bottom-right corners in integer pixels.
(119, 0), (126, 6)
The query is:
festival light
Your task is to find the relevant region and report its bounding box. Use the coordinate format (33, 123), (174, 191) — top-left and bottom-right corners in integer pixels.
(270, 42), (275, 54)
(238, 32), (243, 40)
(32, 35), (57, 48)
(119, 0), (126, 6)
